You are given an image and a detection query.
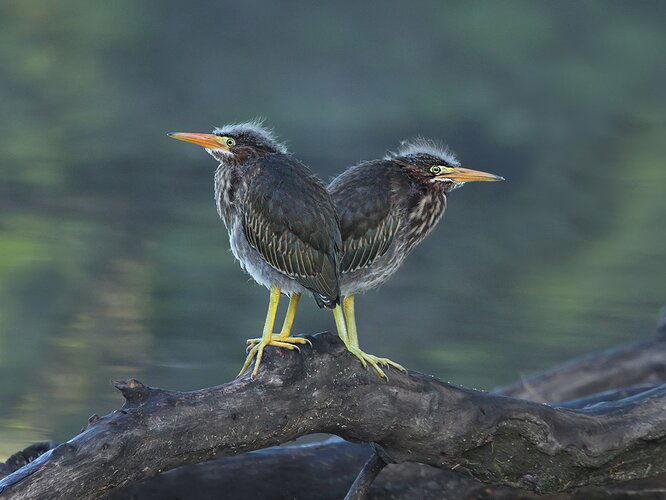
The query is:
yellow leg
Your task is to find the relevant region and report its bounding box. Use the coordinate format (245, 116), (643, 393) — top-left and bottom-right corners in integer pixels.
(343, 295), (359, 348)
(246, 293), (310, 348)
(340, 294), (406, 379)
(332, 304), (348, 344)
(279, 292), (301, 337)
(239, 287), (307, 377)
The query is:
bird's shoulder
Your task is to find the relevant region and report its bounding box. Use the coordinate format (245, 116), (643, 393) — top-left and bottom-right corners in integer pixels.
(245, 153), (341, 252)
(329, 159), (406, 273)
(241, 153), (341, 306)
(329, 159), (406, 239)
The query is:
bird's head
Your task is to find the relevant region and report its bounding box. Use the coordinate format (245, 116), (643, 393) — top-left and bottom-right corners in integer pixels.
(387, 139), (504, 192)
(168, 120), (288, 165)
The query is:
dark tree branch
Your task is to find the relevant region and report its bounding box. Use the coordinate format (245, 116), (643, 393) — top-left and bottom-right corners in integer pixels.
(556, 384), (659, 409)
(1, 331), (666, 499)
(109, 438), (666, 500)
(0, 444), (54, 482)
(113, 439), (480, 500)
(111, 317), (666, 499)
(344, 447), (388, 500)
(109, 386), (666, 499)
(495, 310), (666, 401)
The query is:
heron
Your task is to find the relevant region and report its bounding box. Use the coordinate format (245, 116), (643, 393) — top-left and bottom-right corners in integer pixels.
(329, 139), (504, 378)
(168, 121), (347, 376)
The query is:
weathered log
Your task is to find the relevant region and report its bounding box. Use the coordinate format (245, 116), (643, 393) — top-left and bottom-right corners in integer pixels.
(557, 384), (658, 409)
(10, 439), (666, 499)
(111, 439), (489, 500)
(1, 332), (666, 499)
(109, 388), (665, 499)
(496, 309), (666, 401)
(343, 447), (387, 500)
(112, 315), (666, 499)
(109, 438), (666, 500)
(0, 444), (54, 482)
(113, 439), (375, 500)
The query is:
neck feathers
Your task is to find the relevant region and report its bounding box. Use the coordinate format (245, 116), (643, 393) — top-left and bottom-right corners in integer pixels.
(214, 163), (242, 226)
(404, 188), (447, 250)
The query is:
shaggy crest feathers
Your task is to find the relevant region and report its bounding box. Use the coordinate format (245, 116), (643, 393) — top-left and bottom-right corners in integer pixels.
(386, 138), (459, 166)
(213, 119), (288, 154)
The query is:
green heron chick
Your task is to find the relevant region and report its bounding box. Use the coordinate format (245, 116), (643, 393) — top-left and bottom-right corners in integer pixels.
(168, 121), (345, 376)
(329, 139), (504, 378)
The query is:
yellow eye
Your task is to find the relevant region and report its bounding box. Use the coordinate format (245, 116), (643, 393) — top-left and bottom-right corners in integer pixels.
(226, 137), (236, 147)
(430, 165), (442, 175)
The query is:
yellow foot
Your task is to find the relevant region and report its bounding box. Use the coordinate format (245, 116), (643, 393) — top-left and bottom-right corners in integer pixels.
(246, 335), (311, 350)
(239, 336), (311, 377)
(345, 345), (406, 380)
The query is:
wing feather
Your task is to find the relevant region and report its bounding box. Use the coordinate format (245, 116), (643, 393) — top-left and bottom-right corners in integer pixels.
(242, 154), (341, 307)
(329, 160), (401, 275)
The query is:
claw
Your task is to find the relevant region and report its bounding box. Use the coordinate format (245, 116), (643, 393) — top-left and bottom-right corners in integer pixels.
(239, 344), (260, 375)
(345, 345), (404, 380)
(355, 353), (368, 369)
(247, 335), (311, 345)
(252, 343), (266, 377)
(269, 341), (299, 351)
(377, 357), (406, 373)
(238, 335), (311, 377)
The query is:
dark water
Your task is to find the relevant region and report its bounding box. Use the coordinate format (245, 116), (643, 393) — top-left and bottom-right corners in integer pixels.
(1, 1), (665, 459)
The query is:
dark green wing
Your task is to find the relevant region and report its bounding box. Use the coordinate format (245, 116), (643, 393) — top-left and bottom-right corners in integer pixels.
(243, 154), (341, 307)
(339, 213), (399, 273)
(328, 160), (401, 274)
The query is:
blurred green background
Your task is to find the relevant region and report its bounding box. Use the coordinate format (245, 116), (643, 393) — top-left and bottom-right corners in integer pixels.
(1, 0), (665, 459)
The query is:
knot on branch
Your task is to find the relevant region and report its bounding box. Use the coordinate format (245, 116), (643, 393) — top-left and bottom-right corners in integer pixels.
(113, 379), (150, 404)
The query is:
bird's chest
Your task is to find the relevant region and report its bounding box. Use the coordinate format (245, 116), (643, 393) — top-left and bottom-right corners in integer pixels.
(402, 191), (446, 251)
(214, 165), (242, 228)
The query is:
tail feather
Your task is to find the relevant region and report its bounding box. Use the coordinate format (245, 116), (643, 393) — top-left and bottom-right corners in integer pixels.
(313, 292), (340, 309)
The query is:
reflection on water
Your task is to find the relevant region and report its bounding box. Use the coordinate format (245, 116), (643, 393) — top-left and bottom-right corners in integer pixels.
(1, 1), (666, 460)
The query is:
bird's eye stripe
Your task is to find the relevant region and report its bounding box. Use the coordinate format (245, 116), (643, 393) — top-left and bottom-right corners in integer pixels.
(431, 165), (455, 174)
(216, 136), (236, 147)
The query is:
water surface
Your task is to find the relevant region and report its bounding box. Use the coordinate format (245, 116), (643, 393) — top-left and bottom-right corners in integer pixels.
(1, 0), (665, 459)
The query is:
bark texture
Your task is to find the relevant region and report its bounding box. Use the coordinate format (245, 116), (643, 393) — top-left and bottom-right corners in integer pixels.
(1, 328), (665, 500)
(496, 331), (666, 402)
(113, 438), (666, 500)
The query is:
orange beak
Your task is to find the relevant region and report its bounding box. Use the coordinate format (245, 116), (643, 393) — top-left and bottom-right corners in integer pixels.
(167, 132), (229, 151)
(435, 166), (504, 182)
